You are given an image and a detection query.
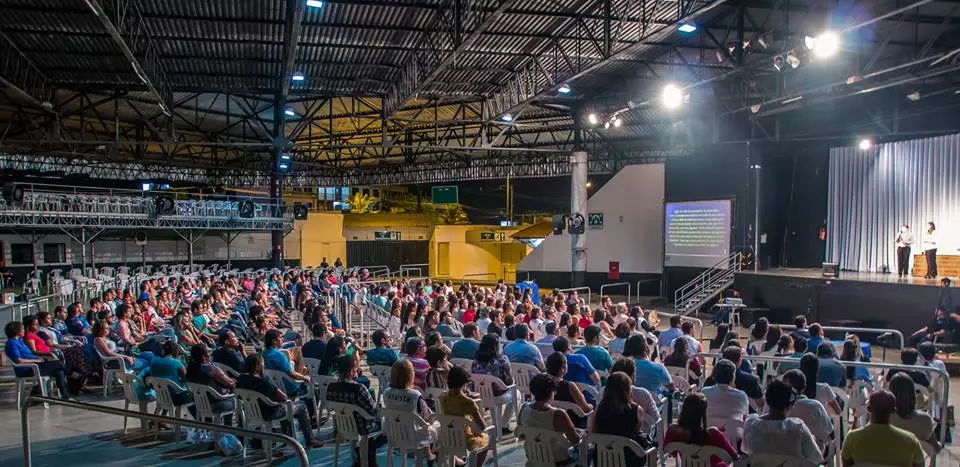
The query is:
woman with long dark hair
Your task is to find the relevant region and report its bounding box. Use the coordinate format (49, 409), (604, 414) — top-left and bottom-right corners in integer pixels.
(799, 354), (842, 415)
(591, 372), (653, 465)
(923, 221), (938, 279)
(472, 334), (515, 434)
(664, 392), (738, 466)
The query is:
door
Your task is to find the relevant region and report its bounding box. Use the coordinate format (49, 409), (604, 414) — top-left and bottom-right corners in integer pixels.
(437, 242), (450, 276)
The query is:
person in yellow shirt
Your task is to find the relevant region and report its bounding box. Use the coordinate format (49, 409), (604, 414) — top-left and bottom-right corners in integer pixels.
(841, 390), (924, 467)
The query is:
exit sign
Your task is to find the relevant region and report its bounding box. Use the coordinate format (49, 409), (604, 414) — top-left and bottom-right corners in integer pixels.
(480, 231), (505, 242)
(431, 186), (459, 204)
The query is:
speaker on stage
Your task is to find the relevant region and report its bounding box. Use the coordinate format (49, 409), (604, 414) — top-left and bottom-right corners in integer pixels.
(293, 203), (308, 220)
(822, 262), (839, 278)
(238, 200), (255, 218)
(3, 183), (24, 205)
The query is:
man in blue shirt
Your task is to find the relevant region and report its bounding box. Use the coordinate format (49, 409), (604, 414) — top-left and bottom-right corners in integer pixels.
(552, 336), (599, 386)
(627, 335), (674, 395)
(212, 330), (246, 373)
(366, 329), (399, 367)
(535, 321), (560, 358)
(451, 323), (481, 359)
(435, 311), (462, 338)
(805, 323), (826, 354)
(262, 329), (316, 422)
(576, 325), (614, 373)
(657, 315), (684, 349)
(816, 343), (847, 388)
(301, 323), (328, 360)
(4, 321), (70, 399)
(503, 324), (544, 371)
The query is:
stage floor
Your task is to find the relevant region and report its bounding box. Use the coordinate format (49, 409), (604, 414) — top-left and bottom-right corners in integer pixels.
(740, 267), (950, 288)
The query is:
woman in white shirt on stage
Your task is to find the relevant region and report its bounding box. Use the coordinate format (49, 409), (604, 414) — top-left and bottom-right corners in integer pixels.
(923, 221), (938, 279)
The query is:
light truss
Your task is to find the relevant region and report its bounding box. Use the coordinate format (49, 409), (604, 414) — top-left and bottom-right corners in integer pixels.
(0, 32), (55, 112)
(0, 211), (289, 231)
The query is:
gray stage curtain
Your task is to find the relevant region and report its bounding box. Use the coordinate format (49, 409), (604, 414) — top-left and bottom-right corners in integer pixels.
(826, 133), (960, 272)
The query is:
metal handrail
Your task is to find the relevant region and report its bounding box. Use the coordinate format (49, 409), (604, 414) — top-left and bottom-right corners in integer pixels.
(654, 310), (704, 340)
(674, 251), (741, 314)
(463, 272), (497, 280)
(399, 263), (430, 278)
(20, 395), (309, 467)
(557, 286), (591, 308)
(692, 353), (950, 451)
(599, 282), (631, 305)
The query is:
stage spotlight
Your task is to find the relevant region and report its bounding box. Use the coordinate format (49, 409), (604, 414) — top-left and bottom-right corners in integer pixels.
(585, 181), (593, 188)
(557, 83), (571, 94)
(786, 50), (800, 68)
(811, 31), (840, 58)
(750, 104), (761, 114)
(662, 83), (684, 109)
(587, 113), (599, 125)
(858, 138), (873, 150)
(678, 22), (697, 33)
(612, 117), (623, 128)
(2, 183), (24, 205)
(603, 121), (610, 129)
(291, 72), (305, 81)
(715, 50), (724, 63)
(284, 108), (296, 117)
(501, 113), (513, 122)
(773, 55), (784, 71)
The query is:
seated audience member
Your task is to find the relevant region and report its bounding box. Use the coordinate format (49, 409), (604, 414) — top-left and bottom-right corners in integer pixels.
(704, 346), (762, 410)
(623, 334), (674, 395)
(403, 336), (431, 389)
(791, 315), (812, 342)
(237, 354), (322, 449)
(503, 324), (544, 370)
(535, 321), (560, 358)
(149, 340), (196, 416)
(747, 318), (769, 354)
(471, 334), (515, 434)
(439, 366), (490, 467)
(424, 346), (449, 392)
(662, 337), (702, 384)
(485, 310), (503, 337)
(840, 339), (872, 384)
(262, 329), (313, 411)
(742, 380), (823, 463)
(450, 323), (481, 359)
(609, 357), (658, 430)
(887, 373), (941, 451)
(576, 325), (614, 374)
(301, 323), (328, 360)
(608, 323), (631, 355)
(799, 353), (843, 415)
(665, 393), (739, 467)
(816, 343), (847, 388)
(434, 311), (461, 338)
(701, 359), (749, 427)
(383, 360), (436, 463)
(680, 321), (702, 353)
(780, 369), (834, 449)
(657, 315), (684, 349)
(5, 321), (70, 400)
(186, 343), (237, 425)
(761, 324), (782, 353)
(907, 306), (954, 347)
(917, 340), (947, 375)
(366, 329), (399, 367)
(709, 324), (730, 352)
(213, 330), (246, 373)
(805, 323), (825, 354)
(545, 352), (594, 427)
(327, 354), (387, 463)
(552, 336), (600, 387)
(777, 336), (806, 374)
(887, 347), (931, 388)
(92, 320), (150, 372)
(841, 390), (924, 467)
(527, 307), (546, 340)
(565, 321), (584, 346)
(592, 372), (657, 465)
(517, 374), (583, 465)
(66, 304), (92, 337)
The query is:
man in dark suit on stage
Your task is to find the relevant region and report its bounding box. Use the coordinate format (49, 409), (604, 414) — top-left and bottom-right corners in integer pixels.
(895, 224), (914, 277)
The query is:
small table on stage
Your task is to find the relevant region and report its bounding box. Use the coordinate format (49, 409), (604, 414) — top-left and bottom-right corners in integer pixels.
(911, 253), (960, 277)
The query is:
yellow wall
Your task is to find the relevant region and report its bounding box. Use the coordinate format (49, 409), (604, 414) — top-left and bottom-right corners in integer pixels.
(286, 213), (347, 267)
(430, 225), (530, 282)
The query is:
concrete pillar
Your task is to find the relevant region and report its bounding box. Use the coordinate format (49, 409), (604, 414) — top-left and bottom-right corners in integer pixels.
(571, 150), (588, 287)
(271, 94), (286, 270)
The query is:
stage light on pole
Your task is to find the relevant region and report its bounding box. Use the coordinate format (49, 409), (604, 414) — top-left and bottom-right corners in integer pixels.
(587, 113), (599, 125)
(858, 138), (873, 150)
(662, 83), (684, 109)
(557, 83), (571, 94)
(678, 22), (697, 33)
(811, 31), (840, 59)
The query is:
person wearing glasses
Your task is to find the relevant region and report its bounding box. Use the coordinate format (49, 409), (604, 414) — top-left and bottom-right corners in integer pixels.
(741, 379), (823, 464)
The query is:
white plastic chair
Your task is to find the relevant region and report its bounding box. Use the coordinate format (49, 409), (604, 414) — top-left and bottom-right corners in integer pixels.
(666, 366), (692, 393)
(589, 432), (657, 467)
(147, 377), (193, 442)
(119, 371), (152, 435)
(573, 382), (599, 402)
(517, 426), (582, 467)
(186, 382), (237, 440)
(328, 401), (383, 467)
(470, 373), (516, 467)
(368, 364), (393, 405)
(422, 387), (446, 413)
(509, 362), (541, 399)
(432, 413), (494, 467)
(553, 400), (594, 420)
(450, 358), (473, 370)
(381, 408), (435, 467)
(264, 369), (318, 426)
(96, 349), (130, 398)
(12, 362), (56, 410)
(740, 453), (819, 466)
(302, 358), (336, 419)
(708, 417), (743, 447)
(235, 388), (295, 462)
(662, 442), (732, 467)
(214, 362), (240, 379)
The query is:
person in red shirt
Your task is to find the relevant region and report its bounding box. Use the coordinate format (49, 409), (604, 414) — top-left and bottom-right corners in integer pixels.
(664, 392), (739, 466)
(460, 305), (476, 324)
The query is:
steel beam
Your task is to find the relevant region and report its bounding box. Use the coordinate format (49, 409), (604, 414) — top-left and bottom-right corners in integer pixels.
(280, 0), (307, 99)
(0, 33), (55, 113)
(83, 0), (173, 117)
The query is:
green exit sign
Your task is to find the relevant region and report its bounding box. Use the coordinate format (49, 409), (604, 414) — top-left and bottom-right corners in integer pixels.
(431, 186), (459, 204)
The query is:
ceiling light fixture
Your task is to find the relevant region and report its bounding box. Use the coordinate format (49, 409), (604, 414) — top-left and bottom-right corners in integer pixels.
(782, 96), (803, 104)
(678, 22), (697, 33)
(588, 113), (599, 125)
(501, 113), (513, 122)
(284, 108), (297, 117)
(811, 31), (840, 59)
(662, 83), (684, 109)
(906, 91), (920, 101)
(858, 138), (873, 150)
(557, 83), (571, 94)
(306, 0), (324, 7)
(612, 117), (623, 128)
(292, 72), (305, 81)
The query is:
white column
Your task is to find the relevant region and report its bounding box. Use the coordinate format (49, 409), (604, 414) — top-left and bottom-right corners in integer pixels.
(571, 151), (588, 287)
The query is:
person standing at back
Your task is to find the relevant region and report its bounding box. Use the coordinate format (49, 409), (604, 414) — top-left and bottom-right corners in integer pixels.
(841, 390), (924, 467)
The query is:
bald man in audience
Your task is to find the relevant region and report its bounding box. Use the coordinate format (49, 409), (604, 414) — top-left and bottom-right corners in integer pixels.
(841, 390), (924, 467)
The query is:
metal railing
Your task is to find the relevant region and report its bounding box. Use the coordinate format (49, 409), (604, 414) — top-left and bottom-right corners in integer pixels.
(463, 272), (497, 280)
(636, 278), (665, 300)
(557, 287), (591, 308)
(20, 395), (309, 467)
(673, 251), (741, 315)
(399, 263), (430, 278)
(599, 282), (631, 305)
(654, 310), (704, 340)
(692, 353), (950, 459)
(775, 325), (905, 360)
